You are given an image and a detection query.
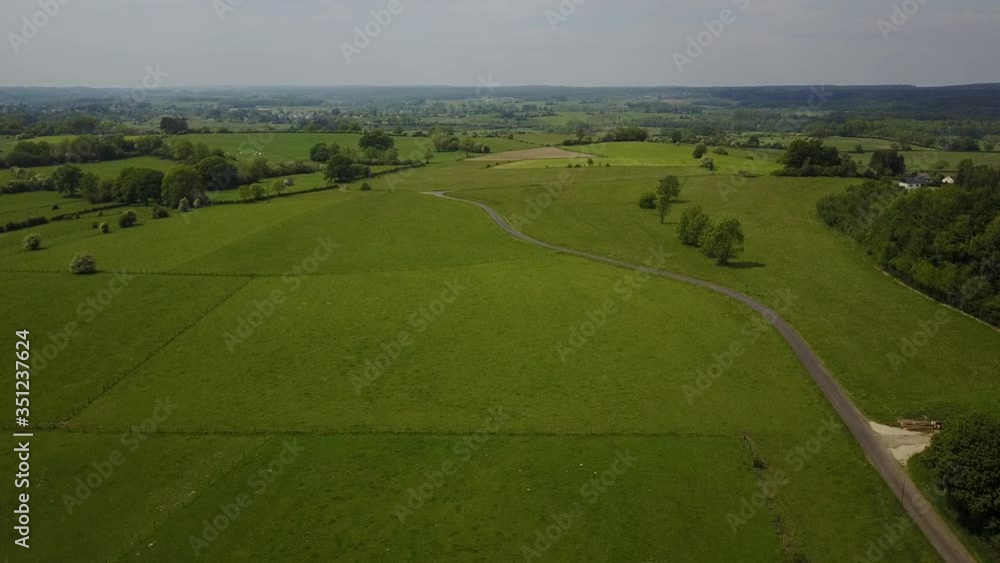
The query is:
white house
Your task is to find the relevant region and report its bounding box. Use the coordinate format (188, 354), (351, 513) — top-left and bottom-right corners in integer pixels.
(899, 173), (931, 190)
(941, 176), (956, 184)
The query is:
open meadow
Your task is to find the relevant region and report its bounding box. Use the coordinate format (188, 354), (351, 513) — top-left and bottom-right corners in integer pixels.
(0, 167), (945, 561)
(419, 161), (1000, 424)
(4, 3), (1000, 559)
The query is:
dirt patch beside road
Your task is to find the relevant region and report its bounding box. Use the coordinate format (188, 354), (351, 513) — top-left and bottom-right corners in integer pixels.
(869, 421), (934, 463)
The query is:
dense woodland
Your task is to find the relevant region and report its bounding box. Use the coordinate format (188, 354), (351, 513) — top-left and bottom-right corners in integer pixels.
(817, 162), (1000, 326)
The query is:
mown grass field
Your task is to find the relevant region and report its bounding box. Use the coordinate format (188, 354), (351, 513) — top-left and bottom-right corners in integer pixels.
(489, 142), (783, 177)
(0, 190), (93, 223)
(0, 181), (941, 561)
(425, 163), (1000, 424)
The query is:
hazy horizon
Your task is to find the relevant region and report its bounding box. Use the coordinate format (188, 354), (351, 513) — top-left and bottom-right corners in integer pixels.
(3, 0), (999, 89)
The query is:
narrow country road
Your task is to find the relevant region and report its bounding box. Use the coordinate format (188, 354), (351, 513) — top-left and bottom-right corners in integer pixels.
(424, 191), (976, 563)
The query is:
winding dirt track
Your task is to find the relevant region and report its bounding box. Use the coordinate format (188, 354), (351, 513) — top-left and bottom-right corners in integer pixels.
(424, 191), (975, 563)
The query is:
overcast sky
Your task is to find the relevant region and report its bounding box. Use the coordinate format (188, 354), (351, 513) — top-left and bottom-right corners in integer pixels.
(2, 0), (998, 88)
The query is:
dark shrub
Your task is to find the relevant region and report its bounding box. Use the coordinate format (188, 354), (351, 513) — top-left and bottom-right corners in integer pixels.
(638, 193), (656, 209)
(118, 209), (138, 228)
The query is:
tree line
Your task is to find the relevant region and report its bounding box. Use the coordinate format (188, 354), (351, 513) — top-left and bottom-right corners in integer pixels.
(817, 161), (1000, 325)
(0, 134), (165, 168)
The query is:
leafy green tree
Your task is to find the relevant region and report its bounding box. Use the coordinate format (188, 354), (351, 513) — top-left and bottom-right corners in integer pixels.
(359, 130), (394, 151)
(246, 156), (271, 182)
(656, 176), (682, 224)
(114, 168), (164, 205)
(701, 157), (716, 172)
(170, 139), (195, 162)
(161, 166), (205, 207)
(601, 127), (649, 142)
(78, 172), (103, 203)
(159, 116), (189, 135)
(195, 156), (239, 192)
(324, 154), (369, 183)
(638, 192), (656, 209)
(239, 184), (266, 201)
(923, 413), (1000, 546)
(700, 218), (745, 265)
(778, 138), (842, 168)
(776, 139), (858, 177)
(53, 164), (84, 196)
(677, 205), (711, 246)
(869, 150), (907, 177)
(310, 143), (332, 162)
(692, 144), (708, 159)
(432, 134), (460, 152)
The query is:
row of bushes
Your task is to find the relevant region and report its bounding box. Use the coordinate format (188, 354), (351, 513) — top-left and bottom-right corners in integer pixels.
(1, 215), (49, 234)
(0, 135), (165, 168)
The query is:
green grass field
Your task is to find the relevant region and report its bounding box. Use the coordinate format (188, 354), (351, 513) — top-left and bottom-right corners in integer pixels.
(0, 183), (942, 561)
(487, 143), (783, 176)
(0, 155), (178, 187)
(181, 132), (532, 164)
(424, 165), (999, 424)
(0, 191), (94, 223)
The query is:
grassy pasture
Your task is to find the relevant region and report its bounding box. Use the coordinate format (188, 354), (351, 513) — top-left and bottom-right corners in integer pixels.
(0, 190), (358, 273)
(0, 159), (954, 561)
(209, 171), (332, 202)
(0, 191), (93, 223)
(0, 432), (261, 563)
(0, 155), (178, 187)
(181, 132), (531, 164)
(489, 142), (783, 176)
(0, 134), (80, 153)
(449, 170), (1000, 423)
(74, 253), (821, 435)
(114, 435), (782, 563)
(0, 272), (248, 421)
